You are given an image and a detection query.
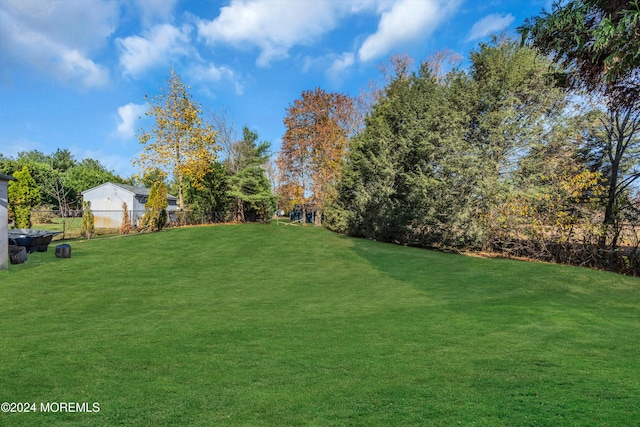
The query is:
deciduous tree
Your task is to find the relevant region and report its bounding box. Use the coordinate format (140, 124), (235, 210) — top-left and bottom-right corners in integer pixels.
(586, 101), (640, 248)
(134, 69), (218, 210)
(277, 88), (355, 225)
(521, 2), (640, 249)
(183, 162), (231, 222)
(2, 150), (126, 209)
(64, 158), (125, 205)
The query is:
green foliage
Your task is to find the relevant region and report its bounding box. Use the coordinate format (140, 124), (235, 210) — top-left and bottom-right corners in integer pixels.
(183, 162), (232, 220)
(520, 0), (640, 102)
(226, 127), (277, 222)
(1, 150), (127, 209)
(520, 2), (640, 251)
(469, 36), (567, 180)
(137, 167), (167, 189)
(64, 158), (126, 204)
(80, 201), (95, 239)
(328, 61), (482, 247)
(134, 69), (219, 210)
(8, 165), (41, 228)
(329, 36), (624, 266)
(143, 181), (169, 231)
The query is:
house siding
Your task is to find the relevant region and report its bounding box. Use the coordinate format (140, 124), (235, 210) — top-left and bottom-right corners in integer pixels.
(82, 184), (135, 229)
(82, 182), (178, 229)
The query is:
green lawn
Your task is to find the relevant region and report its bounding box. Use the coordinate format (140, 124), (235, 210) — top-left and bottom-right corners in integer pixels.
(32, 217), (116, 240)
(1, 223), (639, 426)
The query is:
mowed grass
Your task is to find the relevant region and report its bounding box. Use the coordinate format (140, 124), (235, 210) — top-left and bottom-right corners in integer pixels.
(1, 223), (639, 426)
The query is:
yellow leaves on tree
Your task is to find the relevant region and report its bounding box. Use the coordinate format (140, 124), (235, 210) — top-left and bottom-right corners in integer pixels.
(489, 169), (606, 245)
(134, 69), (218, 210)
(277, 88), (356, 225)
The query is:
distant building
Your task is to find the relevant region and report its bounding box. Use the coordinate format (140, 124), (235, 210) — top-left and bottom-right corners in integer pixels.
(81, 182), (178, 228)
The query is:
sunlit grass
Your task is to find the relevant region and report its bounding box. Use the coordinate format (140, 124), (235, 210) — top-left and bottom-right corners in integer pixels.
(1, 223), (639, 425)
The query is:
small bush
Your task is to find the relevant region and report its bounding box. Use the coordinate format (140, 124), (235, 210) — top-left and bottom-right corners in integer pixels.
(141, 181), (168, 232)
(119, 202), (132, 235)
(31, 206), (56, 224)
(81, 201), (95, 239)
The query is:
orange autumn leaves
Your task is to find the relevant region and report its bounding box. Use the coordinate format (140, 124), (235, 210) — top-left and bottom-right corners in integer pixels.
(277, 88), (356, 224)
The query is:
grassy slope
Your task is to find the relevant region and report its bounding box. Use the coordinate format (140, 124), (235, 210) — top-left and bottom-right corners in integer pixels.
(1, 224), (639, 426)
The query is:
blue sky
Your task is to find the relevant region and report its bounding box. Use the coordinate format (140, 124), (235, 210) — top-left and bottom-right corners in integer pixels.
(0, 0), (553, 178)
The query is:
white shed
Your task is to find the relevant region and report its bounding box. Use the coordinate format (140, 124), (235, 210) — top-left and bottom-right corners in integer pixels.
(81, 182), (178, 229)
(1, 173), (16, 270)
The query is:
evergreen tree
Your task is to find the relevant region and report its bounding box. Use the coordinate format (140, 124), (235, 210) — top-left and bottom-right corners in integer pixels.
(144, 181), (168, 231)
(227, 127), (276, 222)
(8, 166), (41, 228)
(183, 162), (231, 222)
(81, 201), (95, 239)
(119, 202), (132, 235)
(329, 37), (573, 250)
(328, 63), (479, 247)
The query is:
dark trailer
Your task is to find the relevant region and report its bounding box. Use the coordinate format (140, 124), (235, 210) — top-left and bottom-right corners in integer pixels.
(8, 229), (62, 253)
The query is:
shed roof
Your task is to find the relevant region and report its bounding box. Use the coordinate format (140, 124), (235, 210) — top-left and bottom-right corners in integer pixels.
(82, 182), (178, 201)
(0, 173), (16, 182)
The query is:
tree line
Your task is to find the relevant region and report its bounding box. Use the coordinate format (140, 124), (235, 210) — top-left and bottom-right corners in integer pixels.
(1, 71), (277, 229)
(0, 150), (127, 227)
(135, 70), (276, 225)
(279, 1), (640, 275)
(5, 1), (639, 275)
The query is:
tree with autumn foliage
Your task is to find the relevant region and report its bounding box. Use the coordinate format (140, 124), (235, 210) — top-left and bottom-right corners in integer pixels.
(134, 69), (218, 210)
(277, 88), (355, 225)
(521, 2), (640, 250)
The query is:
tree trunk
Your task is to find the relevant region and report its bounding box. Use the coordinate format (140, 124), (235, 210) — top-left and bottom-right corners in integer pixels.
(599, 110), (628, 251)
(601, 162), (619, 249)
(314, 208), (322, 226)
(235, 198), (244, 222)
(178, 174), (184, 211)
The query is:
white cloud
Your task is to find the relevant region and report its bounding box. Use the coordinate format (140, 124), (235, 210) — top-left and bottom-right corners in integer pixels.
(0, 0), (119, 51)
(198, 0), (448, 68)
(0, 0), (117, 87)
(328, 52), (356, 79)
(116, 103), (149, 139)
(188, 64), (244, 95)
(189, 64), (232, 83)
(132, 0), (178, 27)
(466, 13), (515, 42)
(117, 24), (193, 77)
(358, 0), (462, 63)
(197, 0), (348, 67)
